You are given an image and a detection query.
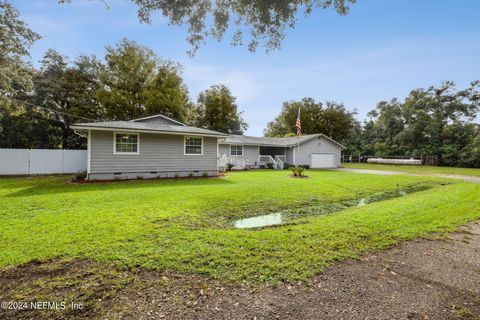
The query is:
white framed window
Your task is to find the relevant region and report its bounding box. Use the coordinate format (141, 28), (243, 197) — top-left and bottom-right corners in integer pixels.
(113, 132), (139, 155)
(184, 136), (203, 155)
(230, 145), (243, 156)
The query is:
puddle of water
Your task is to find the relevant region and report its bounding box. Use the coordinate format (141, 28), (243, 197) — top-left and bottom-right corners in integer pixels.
(234, 212), (283, 229)
(233, 184), (435, 229)
(357, 198), (368, 206)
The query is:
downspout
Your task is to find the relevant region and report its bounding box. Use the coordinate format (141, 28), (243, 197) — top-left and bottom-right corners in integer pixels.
(87, 130), (91, 178)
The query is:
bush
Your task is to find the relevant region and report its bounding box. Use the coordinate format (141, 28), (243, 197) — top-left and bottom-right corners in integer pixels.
(266, 162), (275, 169)
(74, 171), (87, 181)
(283, 162), (292, 169)
(290, 166), (305, 176)
(299, 164), (310, 169)
(226, 163), (235, 171)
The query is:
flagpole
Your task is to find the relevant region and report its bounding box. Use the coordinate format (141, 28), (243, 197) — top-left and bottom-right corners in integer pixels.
(296, 134), (300, 167)
(296, 106), (301, 167)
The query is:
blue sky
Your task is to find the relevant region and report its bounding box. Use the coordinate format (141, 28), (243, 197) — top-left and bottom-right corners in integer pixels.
(12, 0), (480, 135)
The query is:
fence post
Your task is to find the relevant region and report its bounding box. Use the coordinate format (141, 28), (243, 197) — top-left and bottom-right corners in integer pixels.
(28, 149), (32, 175)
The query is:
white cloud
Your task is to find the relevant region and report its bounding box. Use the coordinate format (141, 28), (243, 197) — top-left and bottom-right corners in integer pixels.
(183, 64), (264, 105)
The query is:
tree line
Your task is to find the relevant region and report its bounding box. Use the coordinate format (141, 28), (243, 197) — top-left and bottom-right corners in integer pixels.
(0, 2), (247, 149)
(266, 81), (479, 168)
(1, 2), (479, 167)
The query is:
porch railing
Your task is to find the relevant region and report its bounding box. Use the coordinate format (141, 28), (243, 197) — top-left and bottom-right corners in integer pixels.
(259, 155), (278, 169)
(218, 154), (228, 170)
(274, 155), (285, 169)
(218, 155), (246, 170)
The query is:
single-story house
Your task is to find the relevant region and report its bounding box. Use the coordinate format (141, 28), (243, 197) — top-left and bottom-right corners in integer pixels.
(71, 114), (344, 180)
(71, 114), (227, 180)
(218, 134), (345, 170)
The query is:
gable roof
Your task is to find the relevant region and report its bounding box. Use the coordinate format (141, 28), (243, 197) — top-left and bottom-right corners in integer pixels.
(221, 134), (345, 148)
(131, 114), (187, 126)
(70, 120), (227, 137)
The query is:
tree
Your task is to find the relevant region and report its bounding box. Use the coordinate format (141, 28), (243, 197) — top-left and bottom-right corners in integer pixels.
(0, 1), (40, 108)
(97, 39), (190, 121)
(0, 110), (62, 148)
(60, 0), (356, 55)
(264, 97), (357, 142)
(1, 49), (104, 149)
(194, 85), (247, 134)
(28, 50), (104, 148)
(362, 81), (480, 166)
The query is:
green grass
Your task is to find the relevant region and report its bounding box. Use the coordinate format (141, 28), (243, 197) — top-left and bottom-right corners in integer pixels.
(343, 163), (480, 177)
(1, 170), (479, 284)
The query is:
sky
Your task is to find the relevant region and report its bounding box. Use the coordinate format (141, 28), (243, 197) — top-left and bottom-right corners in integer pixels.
(12, 0), (480, 136)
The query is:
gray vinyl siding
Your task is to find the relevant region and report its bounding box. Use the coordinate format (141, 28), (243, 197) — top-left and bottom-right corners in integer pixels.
(218, 144), (260, 166)
(293, 136), (342, 167)
(286, 148), (294, 165)
(90, 130), (218, 174)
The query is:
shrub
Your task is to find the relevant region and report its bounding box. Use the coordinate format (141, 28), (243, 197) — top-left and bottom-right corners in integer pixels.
(74, 171), (87, 181)
(266, 162), (274, 169)
(226, 163), (235, 171)
(299, 164), (310, 169)
(290, 166), (305, 176)
(283, 162), (292, 169)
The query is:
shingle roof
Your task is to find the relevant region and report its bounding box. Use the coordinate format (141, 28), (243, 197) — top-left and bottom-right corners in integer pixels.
(221, 134), (345, 148)
(70, 121), (227, 137)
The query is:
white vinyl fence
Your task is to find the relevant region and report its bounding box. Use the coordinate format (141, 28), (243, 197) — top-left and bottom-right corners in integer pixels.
(0, 149), (87, 175)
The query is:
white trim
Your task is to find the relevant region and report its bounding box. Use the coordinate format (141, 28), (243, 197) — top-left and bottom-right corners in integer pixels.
(293, 145), (296, 165)
(113, 132), (140, 155)
(87, 130), (91, 174)
(130, 114), (187, 126)
(230, 145), (243, 156)
(70, 126), (226, 138)
(184, 136), (203, 155)
(218, 134), (346, 149)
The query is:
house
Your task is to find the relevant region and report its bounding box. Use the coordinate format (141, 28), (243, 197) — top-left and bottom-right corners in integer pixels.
(71, 114), (344, 180)
(71, 115), (227, 180)
(218, 134), (345, 170)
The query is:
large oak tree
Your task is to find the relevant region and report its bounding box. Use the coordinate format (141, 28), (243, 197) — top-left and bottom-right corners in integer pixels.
(60, 0), (356, 55)
(97, 39), (191, 122)
(264, 97), (357, 142)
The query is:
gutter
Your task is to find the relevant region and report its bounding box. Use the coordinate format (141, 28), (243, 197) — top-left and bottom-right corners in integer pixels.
(70, 125), (228, 138)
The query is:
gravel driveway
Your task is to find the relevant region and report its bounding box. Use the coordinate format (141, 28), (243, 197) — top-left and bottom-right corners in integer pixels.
(335, 167), (480, 183)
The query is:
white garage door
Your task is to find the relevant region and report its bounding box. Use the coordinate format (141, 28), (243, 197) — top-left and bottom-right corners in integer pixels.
(311, 154), (335, 168)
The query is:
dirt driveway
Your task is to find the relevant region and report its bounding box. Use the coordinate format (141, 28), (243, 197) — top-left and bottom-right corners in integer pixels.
(109, 222), (480, 319)
(2, 222), (479, 319)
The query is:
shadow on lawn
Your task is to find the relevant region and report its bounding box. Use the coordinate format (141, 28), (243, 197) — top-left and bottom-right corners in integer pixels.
(3, 175), (234, 197)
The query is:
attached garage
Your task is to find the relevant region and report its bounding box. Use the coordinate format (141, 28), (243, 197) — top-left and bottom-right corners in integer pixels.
(311, 153), (336, 168)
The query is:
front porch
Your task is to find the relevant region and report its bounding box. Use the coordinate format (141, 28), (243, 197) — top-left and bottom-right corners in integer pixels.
(218, 146), (288, 170)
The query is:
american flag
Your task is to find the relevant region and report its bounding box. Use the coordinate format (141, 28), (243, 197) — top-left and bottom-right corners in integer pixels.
(296, 107), (302, 139)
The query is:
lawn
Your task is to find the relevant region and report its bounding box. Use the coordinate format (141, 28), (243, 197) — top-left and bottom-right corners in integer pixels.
(1, 170), (480, 284)
(343, 163), (480, 177)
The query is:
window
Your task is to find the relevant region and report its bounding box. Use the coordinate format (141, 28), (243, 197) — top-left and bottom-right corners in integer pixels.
(114, 133), (139, 154)
(230, 145), (243, 156)
(185, 136), (203, 155)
